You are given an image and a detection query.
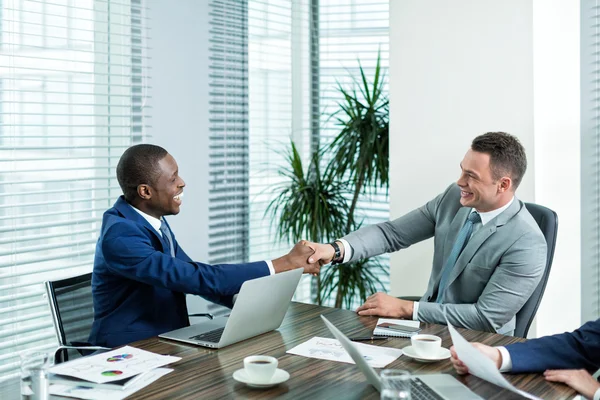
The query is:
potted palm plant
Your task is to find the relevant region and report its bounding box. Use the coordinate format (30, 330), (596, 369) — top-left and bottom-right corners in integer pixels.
(268, 53), (389, 308)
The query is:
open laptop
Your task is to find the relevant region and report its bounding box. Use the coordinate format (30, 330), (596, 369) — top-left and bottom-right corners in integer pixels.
(159, 269), (303, 348)
(321, 315), (483, 400)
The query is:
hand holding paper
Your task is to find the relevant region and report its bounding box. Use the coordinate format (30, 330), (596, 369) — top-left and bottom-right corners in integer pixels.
(445, 318), (541, 400)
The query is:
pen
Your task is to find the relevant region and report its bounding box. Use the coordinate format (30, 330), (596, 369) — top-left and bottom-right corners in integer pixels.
(349, 336), (389, 341)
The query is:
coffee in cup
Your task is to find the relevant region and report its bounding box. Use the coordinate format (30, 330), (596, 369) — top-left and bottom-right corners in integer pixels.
(410, 334), (442, 358)
(243, 355), (278, 383)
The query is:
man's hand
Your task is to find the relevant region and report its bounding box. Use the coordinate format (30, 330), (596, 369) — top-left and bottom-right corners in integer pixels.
(355, 293), (413, 318)
(272, 241), (320, 275)
(450, 343), (502, 375)
(302, 241), (338, 265)
(544, 369), (600, 399)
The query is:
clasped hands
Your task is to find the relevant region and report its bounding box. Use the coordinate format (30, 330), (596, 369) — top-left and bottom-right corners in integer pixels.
(278, 240), (414, 319)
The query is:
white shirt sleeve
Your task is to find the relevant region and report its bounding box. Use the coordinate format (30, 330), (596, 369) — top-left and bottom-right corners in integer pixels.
(338, 238), (353, 263)
(265, 260), (275, 275)
(594, 388), (600, 400)
(496, 346), (513, 372)
(412, 302), (420, 320)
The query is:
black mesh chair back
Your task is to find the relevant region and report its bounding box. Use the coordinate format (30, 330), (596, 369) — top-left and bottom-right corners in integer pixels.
(515, 203), (558, 338)
(45, 273), (107, 362)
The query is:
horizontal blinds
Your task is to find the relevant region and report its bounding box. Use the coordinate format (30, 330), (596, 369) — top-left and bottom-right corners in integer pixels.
(0, 0), (147, 387)
(318, 0), (390, 308)
(247, 0), (314, 301)
(208, 0), (249, 264)
(581, 0), (600, 322)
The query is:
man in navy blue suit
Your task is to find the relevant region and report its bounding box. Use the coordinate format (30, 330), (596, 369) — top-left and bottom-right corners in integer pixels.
(89, 144), (319, 347)
(450, 319), (600, 399)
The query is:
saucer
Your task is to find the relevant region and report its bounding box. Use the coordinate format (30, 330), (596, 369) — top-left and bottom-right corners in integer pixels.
(232, 368), (290, 388)
(402, 346), (451, 363)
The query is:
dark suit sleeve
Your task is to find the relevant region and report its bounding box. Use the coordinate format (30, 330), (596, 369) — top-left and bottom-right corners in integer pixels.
(506, 319), (600, 373)
(101, 222), (270, 298)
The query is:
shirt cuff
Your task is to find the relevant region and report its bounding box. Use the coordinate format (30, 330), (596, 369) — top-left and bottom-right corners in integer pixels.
(496, 346), (512, 372)
(412, 302), (420, 320)
(594, 388), (600, 400)
(265, 260), (275, 275)
(338, 239), (353, 263)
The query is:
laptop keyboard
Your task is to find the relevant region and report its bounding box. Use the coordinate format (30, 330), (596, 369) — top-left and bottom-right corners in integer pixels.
(189, 327), (225, 343)
(410, 378), (445, 400)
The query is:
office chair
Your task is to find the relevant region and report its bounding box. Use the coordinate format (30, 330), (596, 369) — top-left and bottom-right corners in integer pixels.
(45, 273), (109, 363)
(399, 202), (558, 338)
(516, 202), (558, 338)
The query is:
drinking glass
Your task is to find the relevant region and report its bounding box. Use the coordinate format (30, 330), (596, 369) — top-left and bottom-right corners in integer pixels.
(380, 369), (411, 400)
(20, 351), (53, 400)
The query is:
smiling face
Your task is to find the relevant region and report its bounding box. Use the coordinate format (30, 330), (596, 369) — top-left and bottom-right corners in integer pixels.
(456, 149), (512, 212)
(137, 153), (185, 218)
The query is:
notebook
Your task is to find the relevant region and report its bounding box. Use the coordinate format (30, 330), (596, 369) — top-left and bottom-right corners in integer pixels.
(373, 318), (421, 337)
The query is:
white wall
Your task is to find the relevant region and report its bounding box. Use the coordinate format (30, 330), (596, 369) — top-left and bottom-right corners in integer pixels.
(147, 0), (212, 314)
(532, 0), (580, 336)
(389, 0), (581, 337)
(389, 0), (535, 292)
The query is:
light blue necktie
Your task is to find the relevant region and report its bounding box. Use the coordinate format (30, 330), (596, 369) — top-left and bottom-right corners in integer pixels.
(436, 211), (481, 303)
(160, 220), (175, 257)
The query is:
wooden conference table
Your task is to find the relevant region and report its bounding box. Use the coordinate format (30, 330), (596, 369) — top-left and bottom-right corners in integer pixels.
(127, 302), (576, 399)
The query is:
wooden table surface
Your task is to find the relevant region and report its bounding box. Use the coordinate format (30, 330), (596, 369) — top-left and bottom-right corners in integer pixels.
(127, 302), (576, 399)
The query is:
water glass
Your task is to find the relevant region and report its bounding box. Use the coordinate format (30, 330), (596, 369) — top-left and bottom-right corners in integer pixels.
(380, 369), (411, 400)
(20, 351), (53, 400)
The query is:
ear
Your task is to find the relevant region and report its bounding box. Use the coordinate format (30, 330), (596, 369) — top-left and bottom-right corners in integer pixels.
(137, 184), (152, 200)
(498, 177), (512, 193)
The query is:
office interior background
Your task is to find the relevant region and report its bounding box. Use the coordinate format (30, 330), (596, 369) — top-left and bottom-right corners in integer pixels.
(0, 0), (594, 391)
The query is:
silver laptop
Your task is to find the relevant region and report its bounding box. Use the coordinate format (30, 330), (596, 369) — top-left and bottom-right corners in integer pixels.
(159, 269), (303, 348)
(321, 315), (483, 400)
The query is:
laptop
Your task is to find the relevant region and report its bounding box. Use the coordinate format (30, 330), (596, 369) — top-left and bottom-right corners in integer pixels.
(321, 315), (483, 400)
(159, 269), (303, 348)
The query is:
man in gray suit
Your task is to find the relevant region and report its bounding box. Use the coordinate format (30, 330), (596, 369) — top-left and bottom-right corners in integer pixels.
(305, 132), (546, 334)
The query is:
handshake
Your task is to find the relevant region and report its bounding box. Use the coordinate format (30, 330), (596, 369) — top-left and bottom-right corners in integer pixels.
(272, 241), (344, 276)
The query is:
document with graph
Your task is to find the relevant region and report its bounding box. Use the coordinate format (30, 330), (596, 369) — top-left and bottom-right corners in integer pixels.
(286, 337), (402, 368)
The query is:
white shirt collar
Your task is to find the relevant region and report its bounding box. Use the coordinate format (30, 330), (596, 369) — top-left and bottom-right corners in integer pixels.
(472, 196), (515, 226)
(130, 204), (163, 236)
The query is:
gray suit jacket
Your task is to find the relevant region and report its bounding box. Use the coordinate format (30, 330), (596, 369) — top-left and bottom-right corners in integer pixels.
(343, 184), (546, 334)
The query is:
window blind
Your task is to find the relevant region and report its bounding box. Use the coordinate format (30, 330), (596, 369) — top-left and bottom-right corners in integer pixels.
(582, 0), (600, 322)
(247, 0), (314, 301)
(207, 0), (250, 264)
(0, 0), (148, 386)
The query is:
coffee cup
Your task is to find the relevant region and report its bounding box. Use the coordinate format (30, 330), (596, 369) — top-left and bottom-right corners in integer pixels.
(243, 355), (278, 383)
(410, 334), (442, 358)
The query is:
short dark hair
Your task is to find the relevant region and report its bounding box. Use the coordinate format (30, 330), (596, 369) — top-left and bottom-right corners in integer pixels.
(116, 144), (168, 202)
(471, 132), (527, 189)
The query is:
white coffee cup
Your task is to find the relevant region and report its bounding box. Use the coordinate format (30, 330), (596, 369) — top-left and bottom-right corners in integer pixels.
(243, 355), (278, 383)
(410, 334), (442, 358)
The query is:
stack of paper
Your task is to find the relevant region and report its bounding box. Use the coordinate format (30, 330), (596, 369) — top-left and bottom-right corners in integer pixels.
(47, 346), (180, 400)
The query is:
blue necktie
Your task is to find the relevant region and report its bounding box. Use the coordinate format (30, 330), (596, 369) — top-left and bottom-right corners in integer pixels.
(436, 211), (481, 303)
(160, 220), (175, 257)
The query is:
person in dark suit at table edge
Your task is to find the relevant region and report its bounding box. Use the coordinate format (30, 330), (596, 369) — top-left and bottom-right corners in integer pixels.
(450, 319), (600, 400)
(89, 144), (318, 348)
(303, 132), (546, 335)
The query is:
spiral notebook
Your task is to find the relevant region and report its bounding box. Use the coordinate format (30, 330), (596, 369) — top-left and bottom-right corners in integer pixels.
(373, 318), (421, 337)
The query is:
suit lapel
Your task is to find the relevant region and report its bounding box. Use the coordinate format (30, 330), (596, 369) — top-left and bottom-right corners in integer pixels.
(441, 207), (471, 263)
(444, 197), (523, 288)
(114, 196), (168, 251)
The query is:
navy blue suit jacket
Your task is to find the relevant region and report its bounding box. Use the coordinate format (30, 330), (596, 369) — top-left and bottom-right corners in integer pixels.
(506, 318), (600, 373)
(89, 196), (270, 347)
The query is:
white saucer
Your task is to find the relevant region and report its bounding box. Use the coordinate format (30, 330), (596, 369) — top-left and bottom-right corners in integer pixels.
(232, 368), (290, 388)
(402, 346), (451, 363)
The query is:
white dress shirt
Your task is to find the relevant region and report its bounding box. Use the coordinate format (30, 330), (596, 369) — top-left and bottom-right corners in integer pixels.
(131, 205), (275, 274)
(496, 346), (600, 400)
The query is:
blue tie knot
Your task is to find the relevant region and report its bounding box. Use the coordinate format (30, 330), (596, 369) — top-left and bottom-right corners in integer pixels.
(468, 211), (481, 224)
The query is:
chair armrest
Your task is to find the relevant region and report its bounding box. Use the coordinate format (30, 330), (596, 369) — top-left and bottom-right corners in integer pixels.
(189, 313), (214, 320)
(54, 345), (111, 363)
